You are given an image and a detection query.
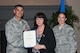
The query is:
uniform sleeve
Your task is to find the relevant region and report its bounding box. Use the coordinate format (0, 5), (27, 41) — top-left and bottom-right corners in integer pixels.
(23, 20), (30, 30)
(68, 28), (77, 53)
(5, 22), (24, 48)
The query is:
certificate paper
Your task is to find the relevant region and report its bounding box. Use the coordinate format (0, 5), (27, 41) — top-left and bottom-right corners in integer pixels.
(23, 30), (37, 48)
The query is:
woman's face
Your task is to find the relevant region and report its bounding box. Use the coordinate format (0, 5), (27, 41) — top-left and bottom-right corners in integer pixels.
(58, 13), (67, 25)
(36, 17), (44, 26)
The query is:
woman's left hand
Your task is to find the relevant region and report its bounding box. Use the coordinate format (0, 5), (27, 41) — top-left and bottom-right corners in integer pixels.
(34, 44), (46, 50)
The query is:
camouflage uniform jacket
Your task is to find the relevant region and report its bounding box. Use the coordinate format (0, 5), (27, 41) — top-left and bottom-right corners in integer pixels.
(5, 16), (30, 53)
(53, 23), (77, 53)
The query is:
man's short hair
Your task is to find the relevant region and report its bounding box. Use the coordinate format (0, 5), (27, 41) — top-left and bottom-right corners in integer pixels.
(14, 4), (24, 9)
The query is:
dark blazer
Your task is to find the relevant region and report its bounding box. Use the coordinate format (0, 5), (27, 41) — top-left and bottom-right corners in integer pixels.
(28, 25), (56, 53)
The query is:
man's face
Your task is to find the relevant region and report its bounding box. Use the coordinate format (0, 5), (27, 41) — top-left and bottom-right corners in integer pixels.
(14, 6), (24, 18)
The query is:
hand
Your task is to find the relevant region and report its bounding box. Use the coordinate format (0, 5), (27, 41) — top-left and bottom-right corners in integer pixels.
(24, 28), (28, 31)
(34, 44), (46, 50)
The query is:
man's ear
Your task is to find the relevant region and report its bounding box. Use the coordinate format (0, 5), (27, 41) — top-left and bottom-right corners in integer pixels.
(13, 9), (15, 13)
(65, 18), (67, 21)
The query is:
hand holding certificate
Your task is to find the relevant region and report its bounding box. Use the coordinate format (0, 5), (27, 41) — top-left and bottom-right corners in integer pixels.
(23, 30), (37, 48)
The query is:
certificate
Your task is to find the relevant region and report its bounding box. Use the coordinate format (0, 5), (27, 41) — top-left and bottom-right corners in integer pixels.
(23, 30), (37, 48)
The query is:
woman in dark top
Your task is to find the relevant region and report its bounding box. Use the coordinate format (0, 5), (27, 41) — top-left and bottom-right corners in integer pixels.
(28, 12), (56, 53)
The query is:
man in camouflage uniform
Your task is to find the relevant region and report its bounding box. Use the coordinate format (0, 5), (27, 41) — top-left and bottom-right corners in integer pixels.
(5, 4), (30, 53)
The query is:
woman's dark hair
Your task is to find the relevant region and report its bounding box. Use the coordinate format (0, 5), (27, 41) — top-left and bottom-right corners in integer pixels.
(58, 12), (67, 18)
(33, 12), (47, 28)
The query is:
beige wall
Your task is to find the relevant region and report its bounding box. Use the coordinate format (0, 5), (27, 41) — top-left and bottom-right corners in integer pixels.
(66, 0), (80, 19)
(0, 0), (60, 6)
(74, 22), (80, 53)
